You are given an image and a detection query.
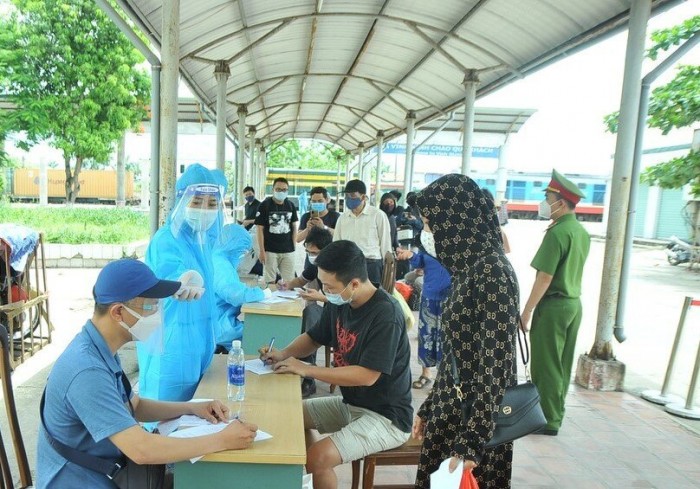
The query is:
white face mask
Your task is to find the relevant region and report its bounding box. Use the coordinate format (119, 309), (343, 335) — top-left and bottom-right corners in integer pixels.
(185, 207), (218, 232)
(119, 305), (162, 343)
(538, 199), (561, 220)
(307, 254), (317, 265)
(273, 191), (288, 201)
(420, 231), (437, 258)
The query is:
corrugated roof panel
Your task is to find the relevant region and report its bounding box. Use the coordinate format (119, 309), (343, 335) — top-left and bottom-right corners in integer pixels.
(115, 0), (683, 151)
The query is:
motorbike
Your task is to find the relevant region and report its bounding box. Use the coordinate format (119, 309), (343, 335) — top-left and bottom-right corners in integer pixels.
(666, 235), (692, 266)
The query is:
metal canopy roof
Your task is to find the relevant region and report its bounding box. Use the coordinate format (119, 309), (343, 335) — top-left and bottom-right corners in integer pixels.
(116, 0), (682, 151)
(419, 107), (536, 134)
(172, 99), (536, 135)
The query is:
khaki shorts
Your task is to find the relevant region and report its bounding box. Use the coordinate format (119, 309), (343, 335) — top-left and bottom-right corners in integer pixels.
(304, 396), (410, 463)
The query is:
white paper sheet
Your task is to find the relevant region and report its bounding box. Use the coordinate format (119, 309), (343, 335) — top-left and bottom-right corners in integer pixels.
(245, 358), (274, 375)
(302, 474), (313, 489)
(274, 290), (299, 299)
(430, 458), (462, 489)
(169, 423), (273, 463)
(259, 295), (291, 304)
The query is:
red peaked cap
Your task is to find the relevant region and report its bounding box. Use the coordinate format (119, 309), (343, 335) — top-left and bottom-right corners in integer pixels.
(545, 169), (585, 205)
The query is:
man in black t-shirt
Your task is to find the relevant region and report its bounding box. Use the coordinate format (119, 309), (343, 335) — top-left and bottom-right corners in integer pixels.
(254, 177), (298, 284)
(260, 241), (412, 489)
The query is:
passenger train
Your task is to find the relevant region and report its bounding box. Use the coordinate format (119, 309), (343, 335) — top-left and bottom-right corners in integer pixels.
(267, 168), (607, 221)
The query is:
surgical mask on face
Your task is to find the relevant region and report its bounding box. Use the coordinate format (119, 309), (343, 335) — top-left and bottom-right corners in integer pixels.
(538, 199), (560, 220)
(310, 202), (326, 213)
(119, 305), (162, 342)
(245, 195), (255, 203)
(307, 254), (317, 265)
(345, 196), (363, 210)
(325, 282), (354, 306)
(185, 207), (218, 232)
(420, 231), (437, 258)
(273, 191), (288, 201)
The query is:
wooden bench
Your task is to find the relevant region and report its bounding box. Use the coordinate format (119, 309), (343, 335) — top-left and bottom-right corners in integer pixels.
(350, 436), (422, 489)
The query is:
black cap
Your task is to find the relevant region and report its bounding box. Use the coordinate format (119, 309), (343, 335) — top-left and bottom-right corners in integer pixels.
(344, 179), (366, 194)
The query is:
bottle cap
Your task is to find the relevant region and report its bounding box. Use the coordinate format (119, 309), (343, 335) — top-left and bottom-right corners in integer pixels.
(232, 340), (242, 349)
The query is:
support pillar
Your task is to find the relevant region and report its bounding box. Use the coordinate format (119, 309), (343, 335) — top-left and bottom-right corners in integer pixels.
(214, 61), (230, 173)
(461, 70), (479, 176)
(584, 0), (651, 370)
(149, 64), (161, 235)
(375, 131), (384, 207)
(248, 126), (256, 189)
(236, 105), (247, 215)
(116, 133), (126, 207)
(496, 136), (510, 204)
(336, 154), (342, 210)
(252, 138), (261, 195)
(260, 145), (267, 196)
(357, 143), (365, 186)
(159, 0), (180, 225)
(402, 111), (416, 201)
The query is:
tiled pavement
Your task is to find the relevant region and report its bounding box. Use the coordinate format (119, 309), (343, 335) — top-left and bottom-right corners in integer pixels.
(6, 231), (700, 488)
(308, 338), (700, 488)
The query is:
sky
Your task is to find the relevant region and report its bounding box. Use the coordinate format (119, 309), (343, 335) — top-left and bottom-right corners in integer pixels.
(3, 1), (698, 180)
(477, 1), (700, 176)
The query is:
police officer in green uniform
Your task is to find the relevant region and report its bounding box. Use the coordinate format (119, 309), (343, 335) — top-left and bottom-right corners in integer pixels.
(520, 169), (590, 436)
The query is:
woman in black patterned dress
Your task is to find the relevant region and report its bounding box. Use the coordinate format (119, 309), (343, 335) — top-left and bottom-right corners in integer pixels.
(412, 174), (519, 488)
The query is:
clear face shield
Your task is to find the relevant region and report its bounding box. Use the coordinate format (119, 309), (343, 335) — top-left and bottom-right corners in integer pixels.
(170, 184), (225, 247)
(118, 298), (164, 354)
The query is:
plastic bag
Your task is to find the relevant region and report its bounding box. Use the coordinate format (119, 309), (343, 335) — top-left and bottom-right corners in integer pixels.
(460, 469), (479, 489)
(391, 287), (415, 331)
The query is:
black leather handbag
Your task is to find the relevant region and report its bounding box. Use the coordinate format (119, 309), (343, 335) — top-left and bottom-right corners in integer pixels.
(450, 325), (546, 448)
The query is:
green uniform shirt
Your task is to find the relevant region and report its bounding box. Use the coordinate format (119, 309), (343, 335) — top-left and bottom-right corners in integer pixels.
(531, 213), (590, 298)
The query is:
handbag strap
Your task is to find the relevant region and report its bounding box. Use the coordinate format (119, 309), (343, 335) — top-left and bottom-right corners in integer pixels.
(40, 373), (134, 480)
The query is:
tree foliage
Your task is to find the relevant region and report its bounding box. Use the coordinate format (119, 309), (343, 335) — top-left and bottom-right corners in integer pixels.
(267, 139), (346, 171)
(0, 0), (150, 203)
(603, 15), (700, 198)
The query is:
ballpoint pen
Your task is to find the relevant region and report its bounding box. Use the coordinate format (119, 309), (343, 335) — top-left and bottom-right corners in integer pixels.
(266, 337), (276, 360)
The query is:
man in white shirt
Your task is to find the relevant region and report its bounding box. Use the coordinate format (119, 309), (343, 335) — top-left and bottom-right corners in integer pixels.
(333, 179), (392, 286)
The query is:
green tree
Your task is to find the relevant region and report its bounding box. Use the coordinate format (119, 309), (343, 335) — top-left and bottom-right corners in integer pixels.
(267, 139), (346, 171)
(604, 15), (700, 197)
(0, 0), (150, 203)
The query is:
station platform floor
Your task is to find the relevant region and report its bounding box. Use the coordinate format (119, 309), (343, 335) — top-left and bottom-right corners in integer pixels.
(313, 359), (700, 488)
(3, 218), (699, 487)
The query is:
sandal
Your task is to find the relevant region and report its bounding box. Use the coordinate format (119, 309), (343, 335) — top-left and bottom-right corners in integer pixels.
(412, 375), (432, 389)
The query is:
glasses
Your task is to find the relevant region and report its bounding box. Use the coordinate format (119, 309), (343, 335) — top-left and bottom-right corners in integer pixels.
(274, 187), (288, 192)
(126, 301), (159, 313)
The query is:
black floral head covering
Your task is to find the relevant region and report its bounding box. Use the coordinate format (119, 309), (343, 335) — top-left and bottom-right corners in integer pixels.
(416, 173), (503, 273)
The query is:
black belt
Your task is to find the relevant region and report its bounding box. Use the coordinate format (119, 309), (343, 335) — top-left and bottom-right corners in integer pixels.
(366, 258), (382, 263)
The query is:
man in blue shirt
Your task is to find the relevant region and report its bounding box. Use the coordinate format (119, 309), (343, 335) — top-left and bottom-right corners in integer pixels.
(37, 259), (258, 488)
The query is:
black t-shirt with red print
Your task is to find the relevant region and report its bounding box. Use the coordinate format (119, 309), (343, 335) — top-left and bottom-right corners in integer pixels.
(306, 288), (413, 432)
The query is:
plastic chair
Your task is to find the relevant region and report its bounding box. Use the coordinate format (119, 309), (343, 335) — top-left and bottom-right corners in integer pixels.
(0, 324), (32, 488)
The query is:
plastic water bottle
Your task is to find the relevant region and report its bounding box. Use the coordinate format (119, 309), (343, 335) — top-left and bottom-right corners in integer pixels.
(227, 340), (245, 401)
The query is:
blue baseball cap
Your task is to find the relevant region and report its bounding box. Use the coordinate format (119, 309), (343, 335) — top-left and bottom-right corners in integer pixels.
(93, 259), (181, 304)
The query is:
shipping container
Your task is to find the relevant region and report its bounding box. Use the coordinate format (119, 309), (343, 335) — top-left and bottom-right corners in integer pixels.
(12, 169), (134, 201)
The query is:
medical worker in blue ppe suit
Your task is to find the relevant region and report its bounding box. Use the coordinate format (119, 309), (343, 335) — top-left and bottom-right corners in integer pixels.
(138, 164), (227, 402)
(212, 223), (272, 351)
